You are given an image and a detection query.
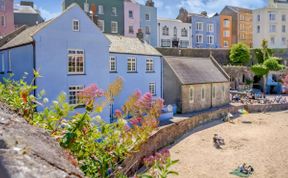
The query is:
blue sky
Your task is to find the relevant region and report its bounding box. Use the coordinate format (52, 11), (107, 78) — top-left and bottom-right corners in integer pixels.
(15, 0), (268, 20)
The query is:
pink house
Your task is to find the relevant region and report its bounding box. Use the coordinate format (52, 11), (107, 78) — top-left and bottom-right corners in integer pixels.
(124, 0), (140, 37)
(0, 0), (15, 37)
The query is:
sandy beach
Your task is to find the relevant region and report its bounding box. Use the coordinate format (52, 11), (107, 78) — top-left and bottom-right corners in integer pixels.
(169, 111), (288, 178)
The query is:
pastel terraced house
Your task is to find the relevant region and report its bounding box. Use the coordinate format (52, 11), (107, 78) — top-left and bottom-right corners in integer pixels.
(63, 0), (125, 35)
(191, 12), (220, 48)
(253, 0), (288, 48)
(0, 4), (112, 122)
(157, 18), (192, 48)
(0, 0), (15, 38)
(106, 34), (163, 119)
(124, 0), (140, 37)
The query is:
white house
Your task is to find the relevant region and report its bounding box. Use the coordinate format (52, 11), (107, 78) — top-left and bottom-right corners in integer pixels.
(253, 0), (288, 48)
(157, 18), (192, 48)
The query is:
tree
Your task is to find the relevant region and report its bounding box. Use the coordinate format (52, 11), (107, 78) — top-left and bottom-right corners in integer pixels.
(229, 43), (250, 65)
(254, 39), (273, 64)
(251, 56), (284, 94)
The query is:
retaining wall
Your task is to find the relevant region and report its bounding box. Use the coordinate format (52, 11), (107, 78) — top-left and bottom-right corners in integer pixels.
(121, 103), (288, 176)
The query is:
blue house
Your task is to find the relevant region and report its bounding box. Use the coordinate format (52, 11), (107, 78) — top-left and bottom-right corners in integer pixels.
(191, 13), (220, 48)
(0, 4), (112, 122)
(140, 2), (157, 47)
(106, 34), (163, 117)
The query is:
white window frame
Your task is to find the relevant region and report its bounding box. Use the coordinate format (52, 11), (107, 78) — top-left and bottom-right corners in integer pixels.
(0, 0), (5, 11)
(269, 24), (276, 33)
(145, 13), (150, 21)
(207, 35), (214, 44)
(146, 58), (154, 72)
(180, 40), (189, 48)
(68, 85), (84, 105)
(129, 26), (134, 34)
(129, 10), (133, 18)
(111, 21), (118, 34)
(98, 20), (104, 32)
(1, 15), (5, 27)
(282, 25), (286, 33)
(257, 25), (260, 33)
(127, 57), (136, 72)
(196, 34), (203, 43)
(112, 7), (117, 16)
(8, 50), (11, 72)
(98, 5), (104, 14)
(224, 41), (229, 48)
(161, 39), (171, 47)
(269, 12), (276, 21)
(68, 49), (85, 74)
(189, 86), (194, 103)
(201, 87), (205, 101)
(257, 14), (260, 22)
(72, 19), (80, 32)
(149, 83), (156, 96)
(109, 56), (117, 72)
(282, 14), (286, 22)
(196, 22), (203, 31)
(207, 24), (214, 32)
(181, 28), (188, 37)
(281, 37), (286, 45)
(224, 19), (230, 27)
(162, 26), (169, 36)
(270, 37), (275, 45)
(224, 30), (230, 37)
(145, 26), (151, 35)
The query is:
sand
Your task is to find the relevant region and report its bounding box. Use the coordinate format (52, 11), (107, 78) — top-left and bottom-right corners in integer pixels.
(169, 111), (288, 178)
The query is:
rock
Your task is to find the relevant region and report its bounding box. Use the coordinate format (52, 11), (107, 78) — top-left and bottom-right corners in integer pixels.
(0, 103), (84, 178)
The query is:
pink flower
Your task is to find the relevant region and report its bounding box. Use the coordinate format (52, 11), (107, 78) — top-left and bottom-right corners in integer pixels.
(135, 92), (153, 110)
(114, 109), (123, 118)
(130, 117), (142, 125)
(77, 84), (104, 105)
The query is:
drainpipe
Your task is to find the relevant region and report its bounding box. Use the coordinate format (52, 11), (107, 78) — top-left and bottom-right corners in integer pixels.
(32, 42), (36, 97)
(211, 83), (213, 109)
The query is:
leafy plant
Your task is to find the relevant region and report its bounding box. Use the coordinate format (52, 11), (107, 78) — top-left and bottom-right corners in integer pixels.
(0, 74), (168, 178)
(138, 149), (179, 178)
(229, 43), (250, 65)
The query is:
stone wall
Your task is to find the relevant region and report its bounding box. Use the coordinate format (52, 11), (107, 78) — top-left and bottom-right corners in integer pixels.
(121, 103), (288, 176)
(157, 48), (288, 66)
(181, 82), (230, 113)
(0, 103), (84, 178)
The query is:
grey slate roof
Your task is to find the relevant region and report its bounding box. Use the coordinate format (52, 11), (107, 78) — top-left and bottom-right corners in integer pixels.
(105, 34), (162, 56)
(164, 56), (229, 85)
(0, 20), (50, 50)
(226, 6), (252, 13)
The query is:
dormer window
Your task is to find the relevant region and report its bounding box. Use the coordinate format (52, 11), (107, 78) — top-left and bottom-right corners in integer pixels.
(73, 19), (80, 31)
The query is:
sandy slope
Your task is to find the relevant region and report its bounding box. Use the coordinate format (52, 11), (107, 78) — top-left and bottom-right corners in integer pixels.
(169, 111), (288, 178)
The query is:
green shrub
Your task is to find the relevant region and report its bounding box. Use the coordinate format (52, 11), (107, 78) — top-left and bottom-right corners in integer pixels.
(229, 43), (250, 65)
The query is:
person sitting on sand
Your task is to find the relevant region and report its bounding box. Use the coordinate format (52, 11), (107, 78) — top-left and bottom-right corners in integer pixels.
(213, 134), (225, 148)
(240, 163), (248, 174)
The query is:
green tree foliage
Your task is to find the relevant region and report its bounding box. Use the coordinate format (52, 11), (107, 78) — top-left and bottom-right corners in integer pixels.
(229, 43), (250, 65)
(251, 64), (269, 77)
(254, 40), (273, 64)
(263, 57), (284, 71)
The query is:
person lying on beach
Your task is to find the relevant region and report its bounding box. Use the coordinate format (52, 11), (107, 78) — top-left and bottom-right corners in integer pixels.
(239, 163), (254, 175)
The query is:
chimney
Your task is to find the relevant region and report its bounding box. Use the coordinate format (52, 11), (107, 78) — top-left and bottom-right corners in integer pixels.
(136, 29), (144, 42)
(200, 11), (208, 16)
(20, 1), (34, 8)
(145, 0), (154, 7)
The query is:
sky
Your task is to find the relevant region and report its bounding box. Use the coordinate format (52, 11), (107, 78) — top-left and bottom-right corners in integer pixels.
(15, 0), (268, 20)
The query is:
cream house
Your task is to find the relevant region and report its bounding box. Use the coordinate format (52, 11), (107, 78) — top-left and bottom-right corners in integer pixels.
(253, 0), (288, 48)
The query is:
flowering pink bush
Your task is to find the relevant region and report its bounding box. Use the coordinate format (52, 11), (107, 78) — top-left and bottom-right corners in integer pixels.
(77, 84), (104, 111)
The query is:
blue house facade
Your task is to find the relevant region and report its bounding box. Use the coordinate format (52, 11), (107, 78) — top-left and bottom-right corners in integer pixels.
(0, 4), (112, 122)
(140, 4), (157, 47)
(106, 34), (163, 115)
(191, 14), (220, 48)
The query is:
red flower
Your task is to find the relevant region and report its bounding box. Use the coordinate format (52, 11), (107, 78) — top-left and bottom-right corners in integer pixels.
(135, 92), (153, 110)
(114, 109), (122, 118)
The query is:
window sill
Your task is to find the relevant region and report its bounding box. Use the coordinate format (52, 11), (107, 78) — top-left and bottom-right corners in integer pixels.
(127, 71), (138, 73)
(110, 71), (118, 73)
(67, 73), (86, 76)
(146, 71), (155, 73)
(7, 71), (12, 73)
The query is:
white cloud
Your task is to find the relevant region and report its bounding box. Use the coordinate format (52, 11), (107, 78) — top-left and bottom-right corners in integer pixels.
(177, 0), (267, 16)
(39, 7), (60, 20)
